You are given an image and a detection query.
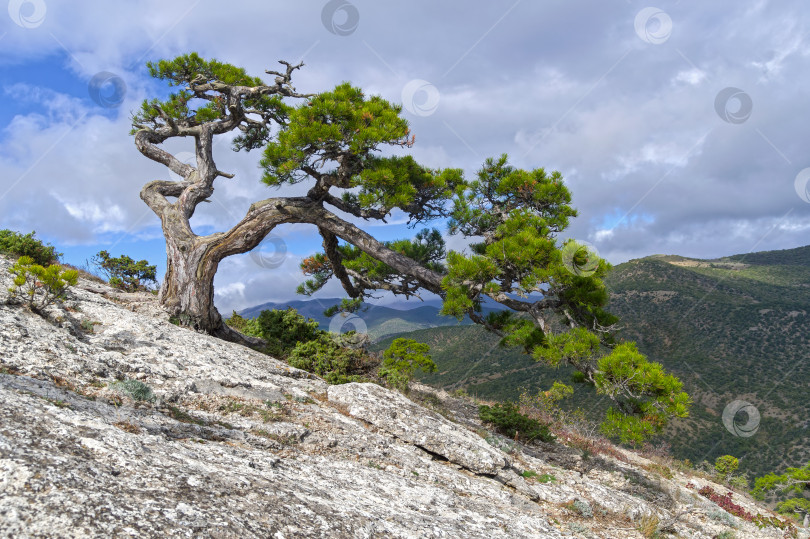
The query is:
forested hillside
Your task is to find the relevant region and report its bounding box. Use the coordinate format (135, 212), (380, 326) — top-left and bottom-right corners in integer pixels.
(605, 246), (810, 478)
(376, 245), (810, 479)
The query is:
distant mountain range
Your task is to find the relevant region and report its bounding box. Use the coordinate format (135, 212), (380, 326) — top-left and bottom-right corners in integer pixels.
(238, 297), (503, 340)
(240, 245), (810, 478)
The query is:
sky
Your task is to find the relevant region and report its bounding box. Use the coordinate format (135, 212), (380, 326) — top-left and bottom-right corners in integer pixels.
(1, 0), (809, 314)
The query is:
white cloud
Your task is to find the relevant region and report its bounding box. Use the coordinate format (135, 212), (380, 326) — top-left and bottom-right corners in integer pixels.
(1, 0), (809, 306)
(673, 69), (706, 86)
(58, 197), (126, 233)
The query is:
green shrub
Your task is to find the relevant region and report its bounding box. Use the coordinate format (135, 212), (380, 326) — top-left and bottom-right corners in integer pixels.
(245, 307), (376, 384)
(92, 250), (157, 292)
(255, 308), (321, 358)
(378, 338), (436, 391)
(753, 461), (810, 522)
(728, 475), (750, 490)
(287, 334), (367, 384)
(570, 499), (593, 518)
(110, 379), (156, 402)
(7, 256), (78, 310)
(0, 230), (61, 266)
(715, 455), (740, 482)
(224, 311), (262, 337)
(479, 402), (555, 443)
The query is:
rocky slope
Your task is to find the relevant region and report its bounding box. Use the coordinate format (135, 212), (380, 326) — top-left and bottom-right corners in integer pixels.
(0, 255), (803, 538)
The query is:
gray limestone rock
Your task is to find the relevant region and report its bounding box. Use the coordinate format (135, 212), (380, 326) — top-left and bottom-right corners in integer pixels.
(0, 254), (800, 539)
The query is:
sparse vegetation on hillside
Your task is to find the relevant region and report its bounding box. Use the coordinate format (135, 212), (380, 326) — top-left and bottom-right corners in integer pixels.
(91, 250), (157, 292)
(0, 229), (61, 266)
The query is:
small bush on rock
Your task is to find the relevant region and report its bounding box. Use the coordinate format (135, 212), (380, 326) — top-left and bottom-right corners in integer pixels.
(110, 379), (156, 402)
(570, 499), (593, 518)
(255, 308), (321, 358)
(288, 334), (368, 384)
(7, 256), (78, 310)
(92, 250), (157, 292)
(244, 307), (377, 384)
(479, 402), (555, 443)
(224, 311), (263, 338)
(378, 338), (436, 391)
(715, 455), (739, 483)
(0, 229), (61, 266)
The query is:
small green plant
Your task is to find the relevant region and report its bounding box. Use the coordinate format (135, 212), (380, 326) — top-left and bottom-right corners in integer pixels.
(7, 256), (78, 310)
(224, 311), (262, 337)
(637, 514), (661, 538)
(43, 396), (71, 408)
(484, 435), (518, 454)
(713, 531), (736, 539)
(0, 229), (61, 266)
(521, 471), (556, 483)
(378, 338), (436, 391)
(708, 509), (737, 527)
(110, 379), (156, 402)
(254, 308), (322, 358)
(728, 475), (749, 490)
(92, 250), (157, 292)
(80, 319), (97, 333)
(715, 455), (740, 483)
(166, 405), (206, 425)
(568, 499), (593, 518)
(287, 334), (368, 384)
(478, 402), (555, 443)
(646, 462), (674, 480)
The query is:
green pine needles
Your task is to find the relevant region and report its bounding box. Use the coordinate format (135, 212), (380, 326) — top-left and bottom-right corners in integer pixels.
(753, 461), (810, 522)
(7, 256), (78, 311)
(378, 338), (437, 391)
(92, 250), (157, 292)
